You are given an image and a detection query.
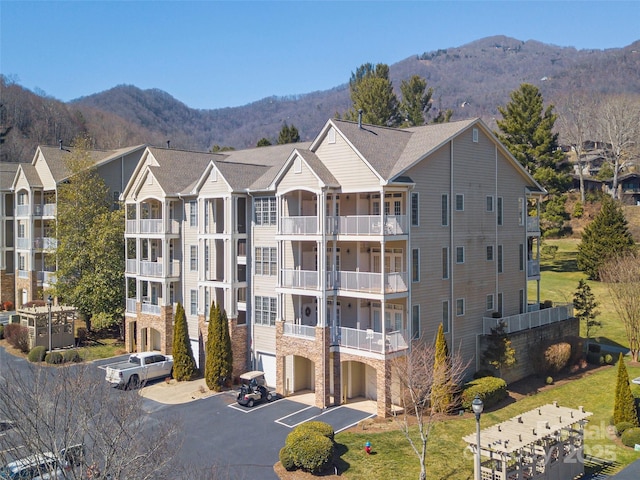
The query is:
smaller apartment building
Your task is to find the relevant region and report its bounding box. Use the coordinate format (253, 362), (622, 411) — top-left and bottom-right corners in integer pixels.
(9, 144), (146, 306)
(123, 118), (573, 416)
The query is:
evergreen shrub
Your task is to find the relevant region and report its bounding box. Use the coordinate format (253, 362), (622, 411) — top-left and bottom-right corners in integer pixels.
(621, 427), (640, 448)
(45, 351), (64, 364)
(279, 447), (296, 471)
(63, 349), (82, 363)
(461, 377), (507, 410)
(616, 421), (634, 436)
(28, 346), (47, 363)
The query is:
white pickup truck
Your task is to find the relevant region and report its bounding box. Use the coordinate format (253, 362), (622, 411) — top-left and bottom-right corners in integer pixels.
(105, 352), (173, 389)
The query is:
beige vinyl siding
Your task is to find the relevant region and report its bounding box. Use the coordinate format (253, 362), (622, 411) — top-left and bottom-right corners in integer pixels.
(277, 160), (320, 192)
(34, 152), (56, 189)
(12, 172), (31, 193)
(314, 133), (379, 191)
(254, 324), (276, 352)
(135, 172), (166, 198)
(197, 169), (232, 197)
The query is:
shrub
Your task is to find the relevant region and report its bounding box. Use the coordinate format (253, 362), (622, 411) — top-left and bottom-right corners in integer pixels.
(279, 447), (296, 471)
(295, 421), (335, 441)
(4, 324), (29, 353)
(543, 342), (571, 374)
(546, 376), (554, 385)
(3, 300), (14, 311)
(461, 376), (507, 411)
(616, 421), (635, 436)
(286, 432), (333, 473)
(573, 201), (584, 218)
(605, 354), (614, 365)
(621, 427), (640, 448)
(565, 336), (585, 366)
(541, 245), (558, 259)
(28, 346), (47, 363)
(45, 351), (64, 364)
(63, 349), (82, 363)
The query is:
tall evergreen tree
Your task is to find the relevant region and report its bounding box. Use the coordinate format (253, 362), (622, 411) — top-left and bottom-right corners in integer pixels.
(219, 308), (233, 387)
(205, 302), (219, 390)
(573, 279), (600, 339)
(577, 196), (636, 280)
(399, 75), (432, 127)
(277, 122), (300, 144)
(345, 63), (400, 127)
(613, 353), (639, 426)
(431, 323), (454, 413)
(256, 137), (272, 147)
(172, 303), (197, 381)
(496, 83), (568, 194)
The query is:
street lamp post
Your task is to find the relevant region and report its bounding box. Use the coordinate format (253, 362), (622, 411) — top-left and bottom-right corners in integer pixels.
(47, 295), (53, 353)
(471, 394), (484, 480)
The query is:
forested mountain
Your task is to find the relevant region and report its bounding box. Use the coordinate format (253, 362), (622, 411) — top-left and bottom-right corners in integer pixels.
(2, 36), (639, 162)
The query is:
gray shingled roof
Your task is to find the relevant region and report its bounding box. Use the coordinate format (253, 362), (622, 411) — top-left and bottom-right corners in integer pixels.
(212, 160), (271, 191)
(16, 164), (43, 189)
(145, 147), (222, 195)
(0, 162), (21, 190)
(295, 149), (339, 187)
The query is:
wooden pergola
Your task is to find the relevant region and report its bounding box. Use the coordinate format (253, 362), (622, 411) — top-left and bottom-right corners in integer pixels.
(18, 304), (77, 350)
(463, 402), (592, 480)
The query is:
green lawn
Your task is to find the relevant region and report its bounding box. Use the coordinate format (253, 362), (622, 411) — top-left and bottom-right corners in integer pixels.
(331, 237), (640, 479)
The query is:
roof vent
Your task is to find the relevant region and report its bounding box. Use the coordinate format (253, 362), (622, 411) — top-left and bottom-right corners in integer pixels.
(358, 109), (363, 129)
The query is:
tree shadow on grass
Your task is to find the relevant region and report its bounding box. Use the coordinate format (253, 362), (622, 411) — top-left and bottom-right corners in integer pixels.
(541, 258), (579, 273)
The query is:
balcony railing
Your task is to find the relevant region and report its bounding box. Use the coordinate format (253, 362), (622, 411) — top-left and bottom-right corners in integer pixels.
(336, 327), (409, 354)
(280, 216), (317, 235)
(17, 238), (30, 249)
(18, 270), (28, 279)
(527, 259), (540, 277)
(37, 271), (56, 284)
(34, 237), (57, 249)
(139, 219), (180, 234)
(482, 303), (574, 335)
(140, 261), (163, 277)
(126, 298), (137, 314)
(281, 269), (319, 289)
(141, 303), (161, 316)
(126, 259), (137, 274)
(136, 260), (181, 277)
(527, 216), (540, 233)
(326, 215), (408, 236)
(283, 323), (316, 339)
(33, 204), (56, 216)
(328, 271), (408, 294)
(126, 220), (137, 234)
(16, 205), (30, 216)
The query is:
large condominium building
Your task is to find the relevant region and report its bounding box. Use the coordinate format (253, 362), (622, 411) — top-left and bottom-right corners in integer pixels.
(123, 117), (575, 416)
(9, 144), (146, 306)
(1, 162), (21, 306)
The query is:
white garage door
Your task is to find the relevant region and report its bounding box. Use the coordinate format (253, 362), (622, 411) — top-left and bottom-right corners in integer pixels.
(257, 352), (276, 387)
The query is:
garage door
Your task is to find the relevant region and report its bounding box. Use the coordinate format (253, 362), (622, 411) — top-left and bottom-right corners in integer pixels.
(257, 352), (276, 387)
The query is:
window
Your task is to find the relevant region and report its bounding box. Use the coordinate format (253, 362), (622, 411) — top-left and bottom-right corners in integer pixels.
(473, 128), (479, 143)
(498, 292), (503, 316)
(204, 289), (210, 315)
(441, 194), (449, 226)
(518, 198), (525, 226)
(189, 201), (197, 227)
(486, 245), (494, 261)
(411, 249), (420, 282)
(519, 244), (524, 271)
(456, 246), (464, 264)
(486, 294), (494, 311)
(190, 290), (197, 315)
(255, 296), (277, 326)
(442, 301), (450, 333)
(255, 197), (276, 225)
(328, 127), (336, 144)
(18, 254), (26, 270)
(411, 192), (419, 226)
(255, 247), (277, 275)
(412, 304), (420, 339)
(455, 194), (464, 211)
(442, 247), (449, 279)
(294, 157), (302, 173)
(498, 245), (503, 273)
(456, 298), (465, 316)
(486, 195), (494, 212)
(190, 245), (198, 271)
(497, 197), (503, 226)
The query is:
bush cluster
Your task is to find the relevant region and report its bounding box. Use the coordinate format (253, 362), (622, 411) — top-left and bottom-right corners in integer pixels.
(2, 300), (14, 311)
(28, 345), (47, 362)
(4, 324), (29, 353)
(63, 350), (82, 363)
(280, 421), (335, 473)
(532, 341), (572, 375)
(616, 421), (635, 436)
(45, 351), (64, 364)
(621, 427), (640, 448)
(461, 376), (507, 411)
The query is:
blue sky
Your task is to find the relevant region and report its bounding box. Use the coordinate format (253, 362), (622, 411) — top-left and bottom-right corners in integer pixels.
(1, 1), (639, 109)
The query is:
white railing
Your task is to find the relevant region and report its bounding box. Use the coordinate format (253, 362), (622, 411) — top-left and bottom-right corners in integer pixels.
(126, 259), (137, 273)
(482, 304), (574, 335)
(326, 215), (408, 236)
(126, 220), (137, 234)
(34, 237), (57, 249)
(141, 303), (161, 315)
(168, 260), (181, 277)
(126, 298), (137, 314)
(280, 216), (318, 235)
(42, 271), (56, 284)
(281, 269), (319, 289)
(16, 205), (30, 216)
(337, 327), (409, 354)
(528, 260), (540, 277)
(527, 216), (540, 233)
(17, 238), (30, 249)
(43, 204), (56, 216)
(328, 271), (408, 294)
(283, 323), (316, 339)
(139, 261), (163, 277)
(140, 219), (163, 234)
(18, 270), (28, 279)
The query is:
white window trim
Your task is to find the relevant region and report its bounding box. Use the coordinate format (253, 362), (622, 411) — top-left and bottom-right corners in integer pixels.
(456, 246), (465, 264)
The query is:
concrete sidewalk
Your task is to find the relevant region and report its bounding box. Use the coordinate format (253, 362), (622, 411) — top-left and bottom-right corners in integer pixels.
(139, 378), (220, 404)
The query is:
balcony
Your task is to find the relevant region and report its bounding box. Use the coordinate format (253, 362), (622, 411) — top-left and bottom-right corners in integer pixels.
(37, 271), (56, 285)
(336, 327), (408, 354)
(126, 219), (180, 234)
(527, 216), (540, 233)
(283, 323), (316, 339)
(126, 259), (137, 274)
(126, 298), (137, 314)
(34, 237), (57, 250)
(16, 205), (30, 217)
(141, 302), (161, 316)
(281, 269), (319, 290)
(138, 260), (181, 277)
(527, 259), (540, 278)
(328, 271), (408, 294)
(126, 220), (137, 234)
(18, 270), (28, 279)
(17, 238), (30, 249)
(482, 303), (574, 335)
(326, 215), (408, 236)
(33, 204), (56, 217)
(281, 216), (317, 235)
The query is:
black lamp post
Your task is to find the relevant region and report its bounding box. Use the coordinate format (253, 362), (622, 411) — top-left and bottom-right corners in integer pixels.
(47, 295), (53, 353)
(471, 394), (484, 480)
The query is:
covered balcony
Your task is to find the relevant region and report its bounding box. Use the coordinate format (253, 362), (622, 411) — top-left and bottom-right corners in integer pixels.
(125, 200), (180, 235)
(482, 303), (574, 335)
(328, 270), (408, 294)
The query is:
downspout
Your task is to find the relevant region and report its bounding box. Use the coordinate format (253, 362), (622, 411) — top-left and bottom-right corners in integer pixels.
(248, 191), (256, 370)
(449, 141), (455, 352)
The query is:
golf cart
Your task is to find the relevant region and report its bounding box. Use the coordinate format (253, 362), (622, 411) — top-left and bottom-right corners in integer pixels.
(236, 371), (273, 407)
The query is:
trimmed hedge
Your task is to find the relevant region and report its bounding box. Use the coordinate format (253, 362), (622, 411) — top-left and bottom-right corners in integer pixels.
(616, 421), (635, 436)
(621, 427), (640, 448)
(281, 421), (334, 473)
(279, 446), (296, 471)
(462, 376), (507, 411)
(63, 350), (82, 363)
(294, 421), (335, 441)
(28, 346), (47, 363)
(45, 351), (64, 364)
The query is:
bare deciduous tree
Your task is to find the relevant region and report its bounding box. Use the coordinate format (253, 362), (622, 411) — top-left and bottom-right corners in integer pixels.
(599, 252), (640, 362)
(0, 363), (181, 480)
(390, 339), (469, 480)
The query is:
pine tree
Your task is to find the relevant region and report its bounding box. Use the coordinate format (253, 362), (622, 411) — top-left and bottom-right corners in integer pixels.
(483, 322), (516, 378)
(204, 302), (219, 390)
(399, 75), (432, 127)
(345, 63), (400, 127)
(171, 303), (197, 381)
(277, 122), (300, 145)
(573, 279), (601, 339)
(431, 323), (454, 413)
(219, 308), (233, 387)
(613, 353), (639, 426)
(205, 302), (233, 391)
(577, 196), (636, 280)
